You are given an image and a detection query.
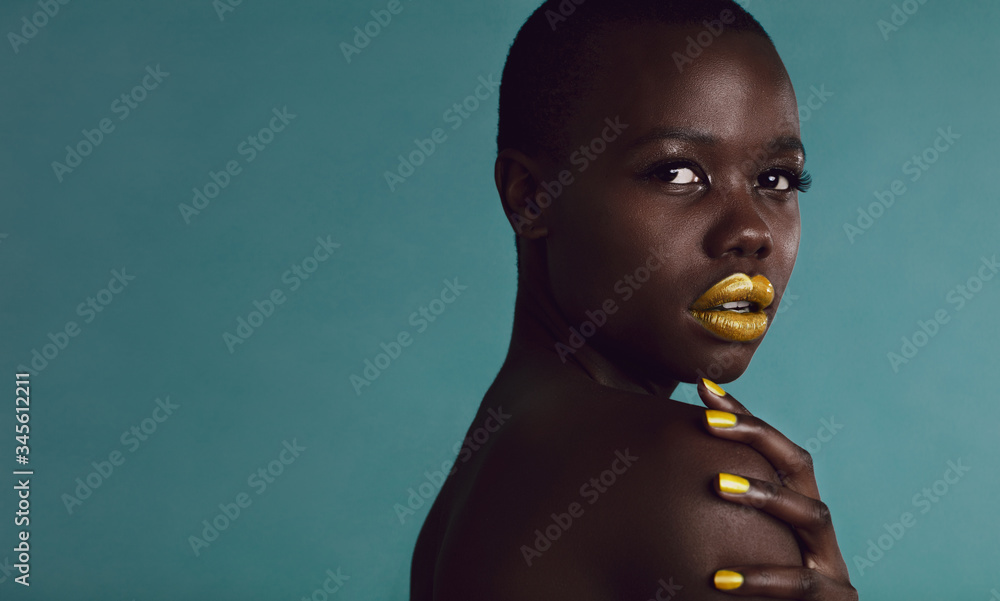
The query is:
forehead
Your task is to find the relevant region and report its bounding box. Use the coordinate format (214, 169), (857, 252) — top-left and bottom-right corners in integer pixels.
(570, 22), (800, 150)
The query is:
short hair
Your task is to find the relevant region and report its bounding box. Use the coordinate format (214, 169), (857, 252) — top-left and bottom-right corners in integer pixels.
(496, 0), (775, 275)
(498, 0), (772, 160)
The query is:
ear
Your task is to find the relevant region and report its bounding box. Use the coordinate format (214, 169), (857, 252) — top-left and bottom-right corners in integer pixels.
(494, 148), (550, 240)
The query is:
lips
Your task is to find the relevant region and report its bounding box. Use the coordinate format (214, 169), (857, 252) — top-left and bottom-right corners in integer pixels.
(689, 273), (775, 342)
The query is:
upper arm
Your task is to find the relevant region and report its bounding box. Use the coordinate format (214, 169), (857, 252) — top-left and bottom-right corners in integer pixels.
(431, 394), (802, 600)
(592, 405), (804, 598)
(431, 430), (614, 599)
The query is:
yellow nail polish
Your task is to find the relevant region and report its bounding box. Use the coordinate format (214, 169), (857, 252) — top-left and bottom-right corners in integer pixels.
(705, 409), (737, 428)
(702, 378), (726, 397)
(718, 473), (750, 494)
(714, 569), (744, 590)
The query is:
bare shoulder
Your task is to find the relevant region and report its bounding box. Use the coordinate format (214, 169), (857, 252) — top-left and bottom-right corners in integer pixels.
(431, 376), (801, 599)
(429, 375), (621, 599)
(593, 394), (804, 597)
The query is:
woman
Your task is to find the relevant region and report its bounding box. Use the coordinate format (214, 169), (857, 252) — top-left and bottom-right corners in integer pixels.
(412, 1), (857, 598)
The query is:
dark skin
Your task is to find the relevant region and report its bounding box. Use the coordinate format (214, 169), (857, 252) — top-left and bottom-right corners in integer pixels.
(412, 22), (856, 600)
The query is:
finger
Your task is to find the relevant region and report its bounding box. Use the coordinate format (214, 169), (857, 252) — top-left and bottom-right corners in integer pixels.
(701, 407), (819, 499)
(712, 565), (858, 600)
(714, 473), (841, 566)
(698, 378), (753, 416)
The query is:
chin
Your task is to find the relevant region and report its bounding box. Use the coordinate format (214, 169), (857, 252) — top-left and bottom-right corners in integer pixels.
(601, 318), (764, 387)
(699, 362), (752, 384)
(668, 336), (760, 385)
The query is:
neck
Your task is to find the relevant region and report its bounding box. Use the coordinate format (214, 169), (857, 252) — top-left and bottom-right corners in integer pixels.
(501, 269), (678, 399)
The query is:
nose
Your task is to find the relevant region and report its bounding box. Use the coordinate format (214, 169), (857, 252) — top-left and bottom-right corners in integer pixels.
(702, 188), (773, 260)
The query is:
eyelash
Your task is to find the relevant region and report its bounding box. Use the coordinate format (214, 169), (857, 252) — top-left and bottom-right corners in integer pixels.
(772, 168), (812, 193)
(640, 161), (812, 193)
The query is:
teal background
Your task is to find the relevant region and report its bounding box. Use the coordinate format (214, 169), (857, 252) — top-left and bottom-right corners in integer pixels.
(0, 0), (997, 599)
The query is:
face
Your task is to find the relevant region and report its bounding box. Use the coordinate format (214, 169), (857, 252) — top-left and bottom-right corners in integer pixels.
(523, 22), (804, 387)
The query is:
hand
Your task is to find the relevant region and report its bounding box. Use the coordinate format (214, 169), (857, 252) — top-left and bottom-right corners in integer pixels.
(697, 378), (858, 600)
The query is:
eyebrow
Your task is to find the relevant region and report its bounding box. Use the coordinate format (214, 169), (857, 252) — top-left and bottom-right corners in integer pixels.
(628, 127), (719, 149)
(627, 127), (807, 162)
(769, 135), (808, 162)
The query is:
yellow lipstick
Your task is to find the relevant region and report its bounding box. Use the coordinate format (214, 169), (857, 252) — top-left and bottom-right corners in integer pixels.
(689, 273), (774, 342)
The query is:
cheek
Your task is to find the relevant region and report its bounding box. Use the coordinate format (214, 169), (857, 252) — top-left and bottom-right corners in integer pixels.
(763, 200), (799, 263)
(548, 189), (707, 319)
(777, 214), (801, 271)
(545, 190), (651, 311)
(557, 233), (699, 355)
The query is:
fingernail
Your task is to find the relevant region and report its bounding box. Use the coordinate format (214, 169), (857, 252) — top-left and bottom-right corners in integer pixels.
(714, 569), (744, 590)
(705, 409), (737, 428)
(718, 473), (750, 494)
(702, 378), (726, 397)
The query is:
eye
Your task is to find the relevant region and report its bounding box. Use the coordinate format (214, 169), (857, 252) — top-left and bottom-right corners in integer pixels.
(647, 162), (703, 185)
(758, 170), (790, 190)
(757, 168), (812, 192)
